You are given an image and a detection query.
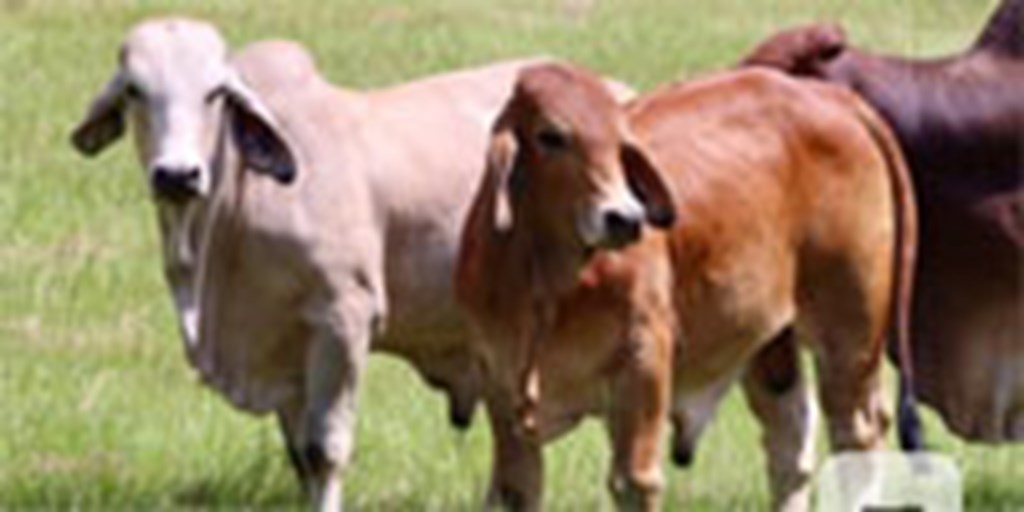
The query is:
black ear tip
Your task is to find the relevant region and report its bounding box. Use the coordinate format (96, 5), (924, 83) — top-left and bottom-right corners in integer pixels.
(70, 123), (116, 157)
(70, 136), (103, 157)
(273, 163), (297, 185)
(647, 207), (676, 229)
(70, 132), (91, 155)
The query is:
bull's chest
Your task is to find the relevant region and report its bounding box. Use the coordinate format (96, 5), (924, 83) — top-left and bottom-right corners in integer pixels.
(527, 301), (636, 441)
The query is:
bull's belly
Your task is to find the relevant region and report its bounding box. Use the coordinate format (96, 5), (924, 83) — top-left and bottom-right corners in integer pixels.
(532, 374), (610, 443)
(670, 359), (748, 447)
(375, 302), (467, 353)
(529, 332), (635, 443)
(914, 274), (1024, 442)
(382, 220), (466, 349)
(668, 315), (798, 449)
(912, 198), (1024, 441)
(920, 301), (1024, 442)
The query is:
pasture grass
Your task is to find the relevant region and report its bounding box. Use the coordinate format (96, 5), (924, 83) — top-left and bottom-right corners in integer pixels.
(1, 0), (1021, 509)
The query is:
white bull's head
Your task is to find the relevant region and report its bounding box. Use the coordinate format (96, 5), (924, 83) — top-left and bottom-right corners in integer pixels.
(71, 17), (295, 204)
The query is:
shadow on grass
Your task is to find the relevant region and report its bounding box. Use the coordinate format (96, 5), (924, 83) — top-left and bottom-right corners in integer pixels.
(1, 452), (486, 511)
(171, 450), (481, 510)
(172, 478), (302, 509)
(171, 449), (304, 509)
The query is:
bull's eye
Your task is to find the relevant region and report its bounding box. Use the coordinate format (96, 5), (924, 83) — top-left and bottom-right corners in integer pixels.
(536, 127), (570, 153)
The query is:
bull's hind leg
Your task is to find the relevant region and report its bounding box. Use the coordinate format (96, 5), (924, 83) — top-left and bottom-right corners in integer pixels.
(803, 261), (892, 454)
(303, 293), (378, 512)
(741, 328), (817, 512)
(812, 330), (890, 454)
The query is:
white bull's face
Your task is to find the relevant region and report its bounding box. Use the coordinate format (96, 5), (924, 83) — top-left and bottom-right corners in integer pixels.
(71, 18), (297, 205)
(122, 24), (231, 203)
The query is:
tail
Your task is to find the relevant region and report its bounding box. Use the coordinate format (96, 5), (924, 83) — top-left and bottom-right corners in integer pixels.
(851, 94), (924, 451)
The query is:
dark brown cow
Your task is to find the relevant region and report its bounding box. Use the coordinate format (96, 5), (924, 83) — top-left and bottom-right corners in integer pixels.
(456, 62), (917, 511)
(743, 0), (1024, 442)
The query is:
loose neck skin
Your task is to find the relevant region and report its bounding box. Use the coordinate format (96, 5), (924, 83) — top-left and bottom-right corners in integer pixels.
(496, 200), (590, 311)
(459, 189), (590, 429)
(157, 198), (207, 346)
(484, 216), (579, 434)
(153, 113), (243, 349)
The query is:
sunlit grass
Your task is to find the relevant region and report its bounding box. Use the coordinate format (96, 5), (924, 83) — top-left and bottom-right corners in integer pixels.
(1, 0), (1019, 509)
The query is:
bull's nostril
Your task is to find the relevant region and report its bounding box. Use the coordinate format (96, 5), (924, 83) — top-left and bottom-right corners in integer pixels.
(151, 166), (202, 202)
(604, 210), (642, 245)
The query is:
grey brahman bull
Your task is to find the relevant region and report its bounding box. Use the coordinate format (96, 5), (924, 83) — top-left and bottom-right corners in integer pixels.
(71, 16), (574, 510)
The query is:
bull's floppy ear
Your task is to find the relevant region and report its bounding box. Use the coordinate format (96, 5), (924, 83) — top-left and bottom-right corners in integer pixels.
(621, 142), (675, 229)
(488, 123), (523, 232)
(224, 72), (297, 185)
(71, 72), (128, 156)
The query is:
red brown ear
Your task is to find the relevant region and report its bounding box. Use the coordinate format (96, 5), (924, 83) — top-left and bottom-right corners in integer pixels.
(71, 72), (128, 156)
(621, 143), (675, 229)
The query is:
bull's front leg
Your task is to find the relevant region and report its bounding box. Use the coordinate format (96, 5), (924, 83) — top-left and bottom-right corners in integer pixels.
(276, 399), (311, 496)
(606, 316), (673, 512)
(484, 395), (544, 512)
(302, 291), (379, 512)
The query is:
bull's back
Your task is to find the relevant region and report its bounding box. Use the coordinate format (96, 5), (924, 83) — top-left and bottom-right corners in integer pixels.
(628, 69), (897, 374)
(631, 69), (892, 253)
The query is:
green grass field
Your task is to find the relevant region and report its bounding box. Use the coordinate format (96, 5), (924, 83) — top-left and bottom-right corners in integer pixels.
(2, 0), (1021, 510)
